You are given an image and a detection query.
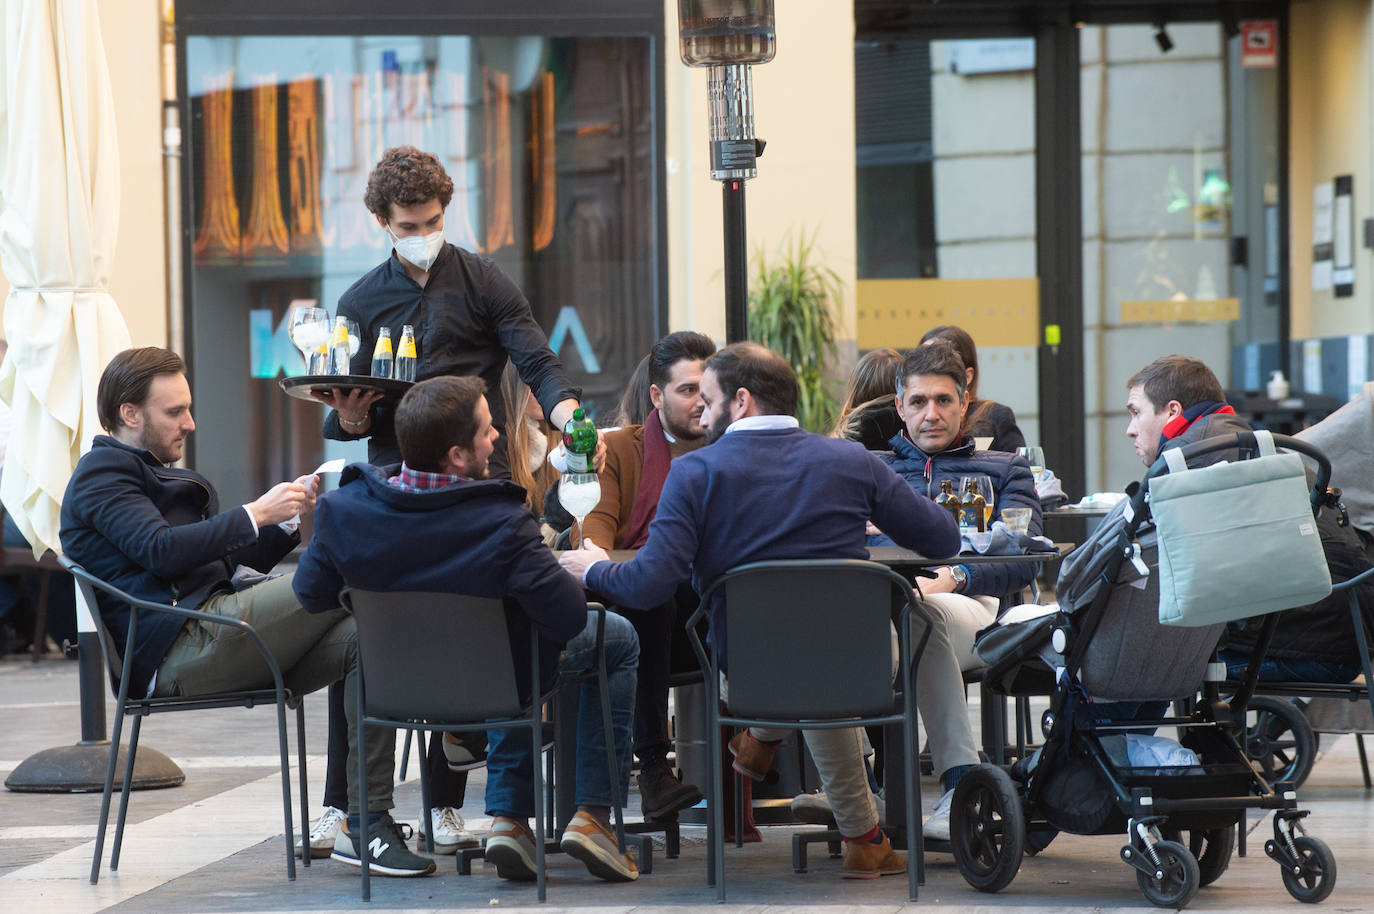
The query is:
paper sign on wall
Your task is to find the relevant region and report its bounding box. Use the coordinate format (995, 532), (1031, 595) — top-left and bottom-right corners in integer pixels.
(1313, 183), (1334, 292)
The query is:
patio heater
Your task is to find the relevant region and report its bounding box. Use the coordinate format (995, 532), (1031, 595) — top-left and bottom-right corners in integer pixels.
(678, 0), (775, 342)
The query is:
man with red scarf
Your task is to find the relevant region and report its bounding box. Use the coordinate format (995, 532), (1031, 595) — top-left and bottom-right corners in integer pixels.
(582, 331), (717, 821)
(1125, 354), (1244, 466)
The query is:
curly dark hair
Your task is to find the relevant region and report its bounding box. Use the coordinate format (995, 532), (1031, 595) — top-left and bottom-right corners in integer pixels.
(363, 146), (454, 218)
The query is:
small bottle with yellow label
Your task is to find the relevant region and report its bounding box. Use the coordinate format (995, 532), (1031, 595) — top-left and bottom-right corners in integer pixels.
(394, 324), (418, 382)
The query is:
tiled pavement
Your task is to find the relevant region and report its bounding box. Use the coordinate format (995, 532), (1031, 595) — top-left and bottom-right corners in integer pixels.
(3, 653), (1372, 913)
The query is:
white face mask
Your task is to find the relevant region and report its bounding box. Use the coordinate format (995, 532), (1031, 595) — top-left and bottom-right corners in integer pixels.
(387, 226), (445, 272)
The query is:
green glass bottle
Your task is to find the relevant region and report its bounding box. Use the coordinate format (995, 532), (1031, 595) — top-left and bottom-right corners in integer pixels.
(563, 407), (598, 474)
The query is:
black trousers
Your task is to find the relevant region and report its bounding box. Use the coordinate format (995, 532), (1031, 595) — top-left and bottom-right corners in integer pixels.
(622, 581), (701, 769)
(322, 680), (471, 810)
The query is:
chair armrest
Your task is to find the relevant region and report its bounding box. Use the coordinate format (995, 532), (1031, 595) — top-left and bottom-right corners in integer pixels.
(61, 557), (290, 702)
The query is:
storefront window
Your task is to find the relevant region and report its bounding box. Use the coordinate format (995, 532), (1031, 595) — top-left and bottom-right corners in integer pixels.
(182, 33), (659, 506)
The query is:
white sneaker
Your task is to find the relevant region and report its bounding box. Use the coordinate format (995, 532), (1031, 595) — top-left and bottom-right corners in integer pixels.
(298, 805), (346, 859)
(924, 788), (954, 842)
(419, 806), (478, 854)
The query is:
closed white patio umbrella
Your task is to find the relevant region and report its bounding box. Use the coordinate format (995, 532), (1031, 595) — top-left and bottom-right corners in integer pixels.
(0, 0), (132, 559)
(1, 0), (181, 797)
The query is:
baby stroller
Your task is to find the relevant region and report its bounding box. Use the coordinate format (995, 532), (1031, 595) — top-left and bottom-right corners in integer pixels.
(951, 431), (1338, 908)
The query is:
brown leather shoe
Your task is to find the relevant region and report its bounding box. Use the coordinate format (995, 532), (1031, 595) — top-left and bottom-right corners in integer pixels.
(841, 832), (906, 879)
(728, 730), (779, 781)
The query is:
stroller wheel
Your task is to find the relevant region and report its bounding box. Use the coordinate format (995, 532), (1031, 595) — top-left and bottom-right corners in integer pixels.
(1279, 836), (1337, 903)
(950, 764), (1025, 892)
(1135, 839), (1200, 908)
(1164, 825), (1235, 886)
(1244, 696), (1317, 788)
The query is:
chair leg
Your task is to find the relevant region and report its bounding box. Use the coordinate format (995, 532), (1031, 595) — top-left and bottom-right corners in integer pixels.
(89, 695), (129, 884)
(29, 569), (51, 661)
(417, 731), (435, 854)
(358, 692), (370, 901)
(595, 653), (627, 853)
(1358, 733), (1372, 790)
(711, 720), (726, 901)
(296, 702), (310, 869)
(733, 769), (744, 848)
(532, 716), (547, 902)
(110, 714), (143, 872)
(398, 728), (414, 782)
(904, 709), (922, 901)
(275, 695), (297, 881)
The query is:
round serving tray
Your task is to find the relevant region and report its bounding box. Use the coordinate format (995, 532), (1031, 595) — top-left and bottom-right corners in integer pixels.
(279, 374), (414, 402)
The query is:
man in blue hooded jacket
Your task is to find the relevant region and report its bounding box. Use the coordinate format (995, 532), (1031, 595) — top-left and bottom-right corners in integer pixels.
(873, 341), (1041, 839)
(294, 376), (640, 884)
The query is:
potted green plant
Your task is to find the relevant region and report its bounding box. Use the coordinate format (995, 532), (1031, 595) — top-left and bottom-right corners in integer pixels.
(748, 231), (841, 432)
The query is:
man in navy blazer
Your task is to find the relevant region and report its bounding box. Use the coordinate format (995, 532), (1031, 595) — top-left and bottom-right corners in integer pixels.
(560, 342), (960, 879)
(60, 347), (431, 878)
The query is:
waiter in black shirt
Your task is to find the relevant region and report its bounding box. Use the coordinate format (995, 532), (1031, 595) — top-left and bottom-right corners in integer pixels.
(313, 145), (597, 479)
(305, 146), (603, 858)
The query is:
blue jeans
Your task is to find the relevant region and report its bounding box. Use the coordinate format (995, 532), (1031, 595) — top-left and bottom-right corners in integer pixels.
(1219, 650), (1360, 683)
(485, 610), (639, 818)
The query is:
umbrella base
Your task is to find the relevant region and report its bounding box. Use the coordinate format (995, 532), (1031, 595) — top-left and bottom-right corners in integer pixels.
(4, 741), (184, 793)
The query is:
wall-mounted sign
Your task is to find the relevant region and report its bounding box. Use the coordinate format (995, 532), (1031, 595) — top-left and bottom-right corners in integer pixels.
(947, 39), (1034, 75)
(1241, 20), (1277, 69)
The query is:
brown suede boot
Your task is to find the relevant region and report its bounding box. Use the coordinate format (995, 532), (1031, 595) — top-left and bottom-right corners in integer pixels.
(728, 729), (779, 781)
(841, 832), (906, 879)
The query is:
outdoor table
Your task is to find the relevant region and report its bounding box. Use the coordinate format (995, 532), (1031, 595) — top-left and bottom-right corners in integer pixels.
(557, 543), (1073, 846)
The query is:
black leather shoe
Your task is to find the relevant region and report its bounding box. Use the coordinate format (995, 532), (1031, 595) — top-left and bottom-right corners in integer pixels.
(638, 762), (702, 820)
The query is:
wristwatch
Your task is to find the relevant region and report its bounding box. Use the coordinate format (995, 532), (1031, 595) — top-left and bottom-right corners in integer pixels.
(949, 565), (969, 592)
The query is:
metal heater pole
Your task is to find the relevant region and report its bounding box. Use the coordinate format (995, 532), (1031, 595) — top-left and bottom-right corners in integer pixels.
(708, 63), (759, 344)
(723, 179), (748, 342)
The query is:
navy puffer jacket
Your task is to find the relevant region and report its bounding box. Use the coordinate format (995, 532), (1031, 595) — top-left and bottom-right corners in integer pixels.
(872, 432), (1042, 607)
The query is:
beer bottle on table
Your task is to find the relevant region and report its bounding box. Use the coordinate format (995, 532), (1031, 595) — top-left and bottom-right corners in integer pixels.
(959, 479), (987, 534)
(563, 407), (598, 474)
(394, 325), (417, 382)
(370, 327), (393, 378)
(934, 478), (961, 523)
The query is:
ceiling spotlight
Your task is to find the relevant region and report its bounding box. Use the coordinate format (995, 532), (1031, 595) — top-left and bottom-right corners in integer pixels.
(1154, 23), (1174, 53)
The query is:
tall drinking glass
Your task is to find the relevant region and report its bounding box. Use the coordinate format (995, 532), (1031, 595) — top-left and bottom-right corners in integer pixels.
(559, 472), (602, 547)
(289, 306), (330, 373)
(1017, 446), (1046, 483)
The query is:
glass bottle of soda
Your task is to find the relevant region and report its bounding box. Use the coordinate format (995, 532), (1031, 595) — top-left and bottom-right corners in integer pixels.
(394, 325), (417, 382)
(959, 479), (987, 534)
(563, 407), (598, 474)
(934, 478), (961, 523)
(370, 327), (393, 378)
(329, 316), (351, 375)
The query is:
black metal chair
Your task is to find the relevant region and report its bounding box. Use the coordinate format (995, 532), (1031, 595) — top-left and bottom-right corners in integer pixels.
(685, 558), (930, 902)
(340, 589), (631, 902)
(61, 558), (308, 885)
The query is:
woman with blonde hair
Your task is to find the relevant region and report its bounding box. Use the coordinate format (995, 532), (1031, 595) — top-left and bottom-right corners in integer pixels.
(832, 348), (904, 450)
(500, 360), (563, 543)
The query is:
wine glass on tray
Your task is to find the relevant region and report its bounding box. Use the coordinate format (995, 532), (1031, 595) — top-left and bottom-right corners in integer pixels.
(289, 306), (330, 375)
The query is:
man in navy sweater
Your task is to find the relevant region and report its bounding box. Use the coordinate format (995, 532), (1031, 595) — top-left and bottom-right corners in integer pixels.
(295, 376), (641, 884)
(874, 341), (1041, 840)
(559, 342), (960, 879)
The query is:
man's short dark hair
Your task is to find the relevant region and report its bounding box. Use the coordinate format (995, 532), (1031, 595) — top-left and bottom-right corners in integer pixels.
(97, 347), (187, 432)
(896, 339), (967, 398)
(395, 376), (487, 472)
(704, 342), (798, 417)
(1127, 355), (1225, 411)
(364, 146), (455, 218)
(648, 331), (717, 390)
